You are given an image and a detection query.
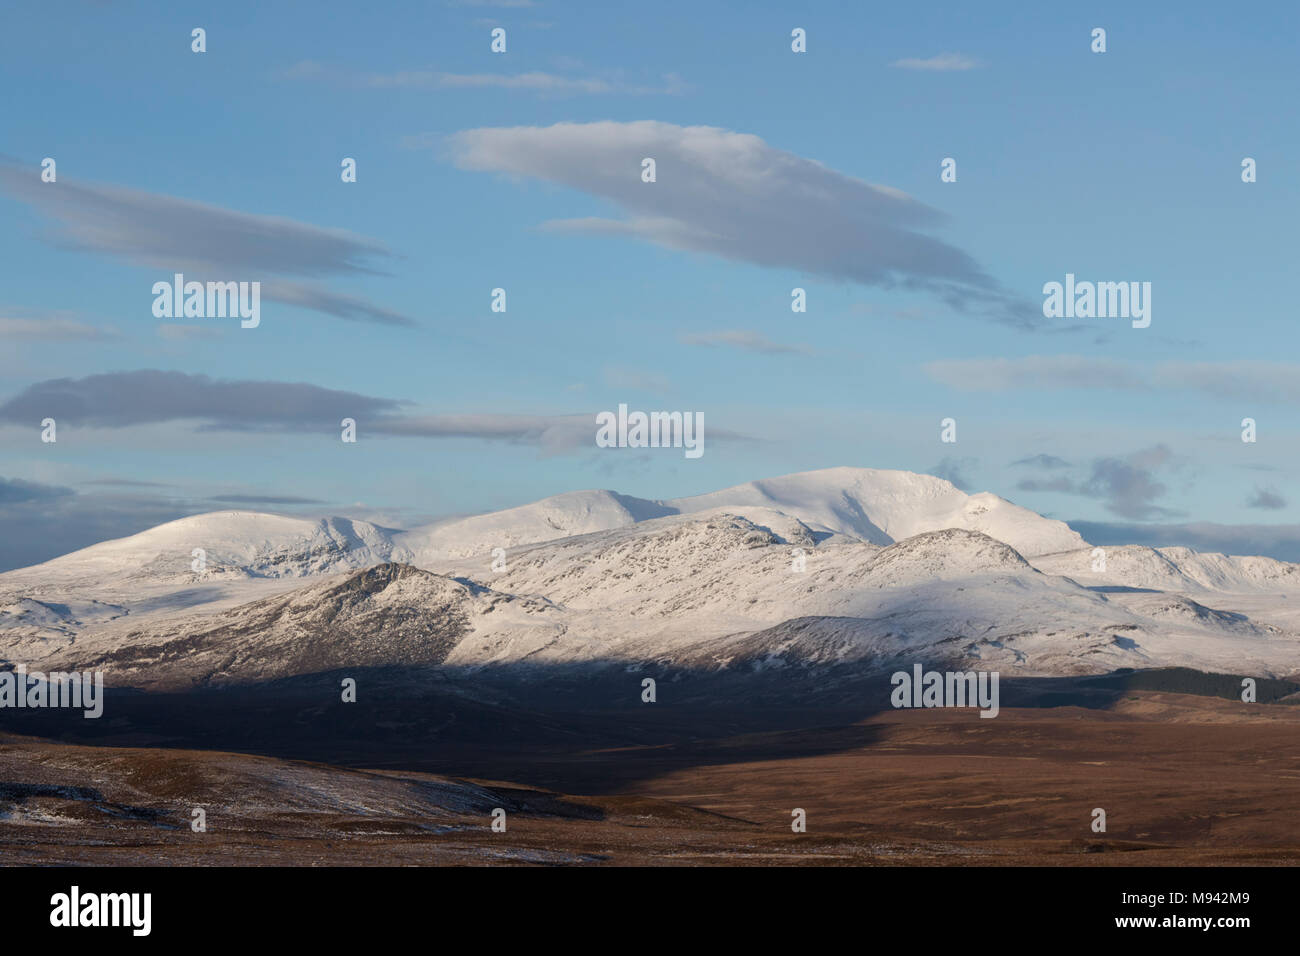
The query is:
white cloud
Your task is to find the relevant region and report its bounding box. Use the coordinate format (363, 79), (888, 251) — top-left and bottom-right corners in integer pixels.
(447, 121), (1033, 326)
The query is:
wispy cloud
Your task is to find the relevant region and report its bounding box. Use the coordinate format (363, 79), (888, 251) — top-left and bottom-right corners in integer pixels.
(208, 494), (327, 505)
(891, 53), (981, 71)
(378, 71), (684, 95)
(925, 356), (1300, 404)
(1247, 486), (1287, 510)
(680, 329), (812, 355)
(368, 411), (753, 455)
(1012, 453), (1071, 470)
(0, 476), (74, 504)
(156, 323), (224, 341)
(1080, 446), (1182, 520)
(0, 313), (121, 342)
(445, 121), (1038, 327)
(0, 370), (405, 430)
(0, 164), (415, 328)
(601, 366), (672, 394)
(1016, 476), (1076, 494)
(81, 478), (168, 487)
(1015, 444), (1184, 520)
(286, 61), (686, 96)
(0, 371), (752, 454)
(930, 456), (977, 491)
(367, 412), (596, 455)
(261, 281), (417, 327)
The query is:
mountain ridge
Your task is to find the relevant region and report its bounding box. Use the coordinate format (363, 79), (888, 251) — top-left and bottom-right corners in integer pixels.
(0, 466), (1087, 587)
(5, 466), (1300, 691)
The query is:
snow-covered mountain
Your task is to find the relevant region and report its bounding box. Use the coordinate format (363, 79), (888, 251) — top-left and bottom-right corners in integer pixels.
(1, 512), (397, 587)
(0, 467), (1084, 590)
(390, 490), (673, 562)
(1034, 545), (1300, 593)
(391, 466), (1085, 562)
(3, 466), (1299, 689)
(665, 467), (1086, 557)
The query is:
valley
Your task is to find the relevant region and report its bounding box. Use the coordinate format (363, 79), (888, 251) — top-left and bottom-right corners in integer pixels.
(2, 466), (1298, 866)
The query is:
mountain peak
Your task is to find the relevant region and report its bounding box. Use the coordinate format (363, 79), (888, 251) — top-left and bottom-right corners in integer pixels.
(1, 465), (1085, 584)
(666, 466), (1086, 556)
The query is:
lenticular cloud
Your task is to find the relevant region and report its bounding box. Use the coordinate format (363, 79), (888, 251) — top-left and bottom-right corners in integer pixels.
(447, 120), (1033, 326)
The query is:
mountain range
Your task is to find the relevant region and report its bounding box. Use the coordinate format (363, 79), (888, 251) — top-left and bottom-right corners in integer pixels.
(2, 467), (1297, 692)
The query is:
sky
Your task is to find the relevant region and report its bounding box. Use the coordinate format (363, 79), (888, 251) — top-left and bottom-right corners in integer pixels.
(2, 0), (1299, 569)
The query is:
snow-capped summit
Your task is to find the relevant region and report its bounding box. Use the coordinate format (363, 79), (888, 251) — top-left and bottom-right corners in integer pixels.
(391, 489), (673, 562)
(0, 467), (1084, 590)
(3, 465), (1300, 687)
(1, 511), (398, 587)
(391, 465), (1086, 564)
(664, 467), (1087, 557)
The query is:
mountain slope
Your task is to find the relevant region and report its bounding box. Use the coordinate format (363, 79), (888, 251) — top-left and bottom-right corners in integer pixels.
(57, 563), (529, 689)
(6, 467), (1300, 691)
(391, 489), (672, 562)
(29, 514), (1297, 690)
(0, 512), (398, 587)
(1033, 545), (1300, 593)
(0, 467), (1085, 589)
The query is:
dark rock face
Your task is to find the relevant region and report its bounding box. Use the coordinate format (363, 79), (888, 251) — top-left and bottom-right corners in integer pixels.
(71, 564), (474, 690)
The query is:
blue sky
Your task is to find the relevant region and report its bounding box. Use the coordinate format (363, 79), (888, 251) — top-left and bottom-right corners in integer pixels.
(1, 0), (1298, 568)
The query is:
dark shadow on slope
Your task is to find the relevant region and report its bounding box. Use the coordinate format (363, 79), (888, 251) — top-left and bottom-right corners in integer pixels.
(2, 662), (1297, 795)
(999, 667), (1300, 708)
(609, 493), (679, 522)
(0, 662), (899, 794)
